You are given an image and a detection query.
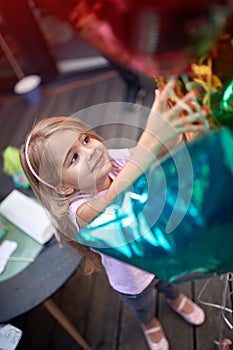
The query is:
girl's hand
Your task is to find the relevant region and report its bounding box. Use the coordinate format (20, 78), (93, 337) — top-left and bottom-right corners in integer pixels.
(141, 81), (207, 152)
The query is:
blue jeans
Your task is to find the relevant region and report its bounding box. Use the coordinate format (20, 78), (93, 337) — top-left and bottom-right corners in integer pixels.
(118, 278), (179, 324)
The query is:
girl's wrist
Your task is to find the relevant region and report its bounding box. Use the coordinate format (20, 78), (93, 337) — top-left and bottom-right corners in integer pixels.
(138, 130), (163, 154)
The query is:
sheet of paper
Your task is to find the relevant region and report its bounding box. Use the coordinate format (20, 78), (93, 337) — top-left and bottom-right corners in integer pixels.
(0, 190), (54, 244)
(0, 240), (17, 274)
(0, 324), (22, 350)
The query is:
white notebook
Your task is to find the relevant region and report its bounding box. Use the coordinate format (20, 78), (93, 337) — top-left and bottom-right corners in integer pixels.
(0, 190), (54, 244)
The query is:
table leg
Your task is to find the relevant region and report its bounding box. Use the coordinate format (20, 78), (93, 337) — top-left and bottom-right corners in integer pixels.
(43, 298), (91, 350)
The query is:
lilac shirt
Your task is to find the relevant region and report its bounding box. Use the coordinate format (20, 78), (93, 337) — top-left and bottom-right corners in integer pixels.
(69, 148), (155, 294)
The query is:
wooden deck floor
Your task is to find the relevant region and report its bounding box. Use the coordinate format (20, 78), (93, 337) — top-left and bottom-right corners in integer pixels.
(0, 69), (233, 350)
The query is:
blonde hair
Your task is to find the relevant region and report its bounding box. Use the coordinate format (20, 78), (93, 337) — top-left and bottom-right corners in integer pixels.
(20, 116), (103, 270)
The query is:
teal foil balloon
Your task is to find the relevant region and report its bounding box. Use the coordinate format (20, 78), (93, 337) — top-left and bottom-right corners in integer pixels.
(211, 80), (233, 128)
(76, 129), (233, 283)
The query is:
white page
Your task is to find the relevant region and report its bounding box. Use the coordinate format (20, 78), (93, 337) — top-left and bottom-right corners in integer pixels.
(0, 190), (54, 244)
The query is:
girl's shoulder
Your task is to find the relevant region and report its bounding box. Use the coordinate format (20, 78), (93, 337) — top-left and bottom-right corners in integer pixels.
(108, 148), (130, 177)
(108, 148), (130, 161)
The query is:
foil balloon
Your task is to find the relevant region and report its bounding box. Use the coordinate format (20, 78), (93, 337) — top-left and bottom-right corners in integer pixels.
(76, 129), (233, 283)
(211, 80), (233, 128)
(36, 0), (232, 76)
(68, 0), (231, 77)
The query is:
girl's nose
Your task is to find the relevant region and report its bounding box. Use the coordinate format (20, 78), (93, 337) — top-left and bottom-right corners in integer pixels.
(87, 148), (96, 160)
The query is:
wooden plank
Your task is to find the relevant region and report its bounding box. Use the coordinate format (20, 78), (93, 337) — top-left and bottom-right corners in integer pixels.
(69, 76), (121, 127)
(89, 89), (149, 150)
(0, 102), (36, 151)
(119, 302), (149, 350)
(158, 281), (194, 350)
(45, 89), (85, 116)
(35, 93), (66, 117)
(44, 298), (90, 350)
(64, 85), (94, 115)
(14, 303), (55, 350)
(0, 98), (53, 150)
(104, 75), (125, 103)
(9, 313), (27, 346)
(83, 270), (122, 350)
(48, 268), (93, 350)
(6, 101), (47, 147)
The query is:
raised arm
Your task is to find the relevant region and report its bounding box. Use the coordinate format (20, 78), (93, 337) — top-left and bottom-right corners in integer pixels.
(77, 82), (207, 228)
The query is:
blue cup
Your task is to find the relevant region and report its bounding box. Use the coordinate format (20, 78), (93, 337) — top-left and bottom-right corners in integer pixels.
(14, 75), (42, 105)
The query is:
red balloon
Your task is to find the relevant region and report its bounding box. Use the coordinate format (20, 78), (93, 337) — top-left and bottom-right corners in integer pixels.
(38, 0), (232, 77)
(69, 1), (232, 77)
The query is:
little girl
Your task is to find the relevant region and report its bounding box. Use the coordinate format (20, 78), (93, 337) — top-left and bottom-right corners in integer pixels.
(20, 82), (206, 350)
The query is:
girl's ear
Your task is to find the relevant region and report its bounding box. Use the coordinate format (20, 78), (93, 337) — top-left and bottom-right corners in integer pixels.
(55, 184), (75, 196)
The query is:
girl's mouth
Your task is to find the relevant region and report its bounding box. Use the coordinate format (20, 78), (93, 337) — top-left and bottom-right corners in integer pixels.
(92, 154), (104, 171)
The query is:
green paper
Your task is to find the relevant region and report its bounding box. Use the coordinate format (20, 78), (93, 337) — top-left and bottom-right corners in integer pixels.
(0, 215), (43, 282)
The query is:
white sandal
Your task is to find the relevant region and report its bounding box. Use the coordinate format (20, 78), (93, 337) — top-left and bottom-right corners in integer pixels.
(167, 294), (205, 326)
(143, 325), (169, 350)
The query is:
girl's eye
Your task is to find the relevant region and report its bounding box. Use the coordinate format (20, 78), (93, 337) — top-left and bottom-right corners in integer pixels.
(83, 135), (90, 145)
(70, 153), (78, 164)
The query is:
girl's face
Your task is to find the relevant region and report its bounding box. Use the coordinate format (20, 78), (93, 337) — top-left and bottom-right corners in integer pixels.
(46, 129), (112, 195)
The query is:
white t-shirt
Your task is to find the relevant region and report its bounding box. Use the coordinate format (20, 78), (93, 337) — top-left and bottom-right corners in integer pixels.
(69, 148), (155, 294)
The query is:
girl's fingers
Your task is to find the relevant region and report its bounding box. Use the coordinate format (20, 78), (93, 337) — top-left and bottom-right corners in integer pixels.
(150, 89), (161, 113)
(178, 125), (206, 134)
(167, 90), (199, 121)
(173, 113), (206, 127)
(160, 80), (176, 111)
(151, 81), (197, 118)
(153, 80), (176, 113)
